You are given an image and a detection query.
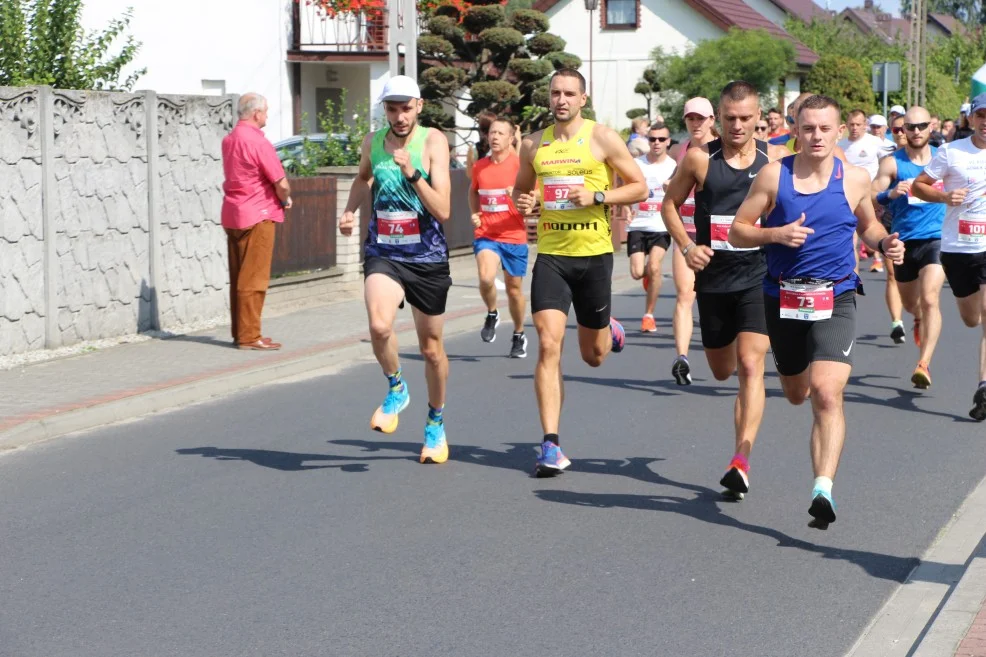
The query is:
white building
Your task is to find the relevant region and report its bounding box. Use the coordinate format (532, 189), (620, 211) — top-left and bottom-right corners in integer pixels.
(82, 0), (397, 142)
(532, 0), (822, 129)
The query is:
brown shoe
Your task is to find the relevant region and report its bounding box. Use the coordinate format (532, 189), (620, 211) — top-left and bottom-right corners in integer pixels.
(238, 339), (282, 351)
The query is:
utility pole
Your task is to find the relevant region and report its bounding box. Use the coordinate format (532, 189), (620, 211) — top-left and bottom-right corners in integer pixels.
(907, 0), (927, 106)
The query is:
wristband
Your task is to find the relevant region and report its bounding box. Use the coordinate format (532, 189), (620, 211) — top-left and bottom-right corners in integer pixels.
(877, 238), (887, 256)
(876, 190), (892, 206)
(681, 242), (696, 256)
(406, 169), (422, 184)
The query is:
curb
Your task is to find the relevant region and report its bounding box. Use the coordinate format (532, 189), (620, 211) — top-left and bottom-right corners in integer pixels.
(844, 472), (986, 657)
(0, 273), (638, 453)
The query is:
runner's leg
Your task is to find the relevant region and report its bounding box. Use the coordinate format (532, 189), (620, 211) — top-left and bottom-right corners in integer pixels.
(505, 272), (526, 333)
(672, 248), (695, 357)
(412, 308), (448, 410)
(366, 273), (404, 375)
(733, 332), (769, 459)
(644, 246), (666, 317)
(808, 361), (852, 480)
(916, 265), (945, 366)
(476, 248), (501, 313)
(534, 309), (567, 434)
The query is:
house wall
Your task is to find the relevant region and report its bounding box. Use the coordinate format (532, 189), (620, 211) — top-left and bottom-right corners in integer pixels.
(82, 0), (294, 141)
(300, 63), (373, 134)
(744, 0), (791, 28)
(543, 0), (724, 128)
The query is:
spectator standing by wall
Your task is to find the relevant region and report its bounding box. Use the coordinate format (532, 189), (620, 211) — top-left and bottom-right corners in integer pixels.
(221, 93), (291, 351)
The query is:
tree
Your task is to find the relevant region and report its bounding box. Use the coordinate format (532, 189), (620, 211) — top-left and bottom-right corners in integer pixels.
(0, 0), (144, 90)
(415, 0), (584, 133)
(639, 29), (795, 131)
(901, 0), (985, 25)
(804, 55), (877, 116)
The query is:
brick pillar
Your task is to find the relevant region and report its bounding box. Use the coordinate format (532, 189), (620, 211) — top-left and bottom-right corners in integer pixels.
(321, 166), (362, 285)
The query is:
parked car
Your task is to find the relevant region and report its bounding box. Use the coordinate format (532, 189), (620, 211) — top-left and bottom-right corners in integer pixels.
(274, 133), (350, 173)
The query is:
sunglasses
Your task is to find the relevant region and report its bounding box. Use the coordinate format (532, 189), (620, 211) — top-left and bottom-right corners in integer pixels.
(648, 136), (669, 143)
(786, 115), (795, 125)
(891, 126), (905, 134)
(755, 126), (768, 132)
(904, 122), (930, 132)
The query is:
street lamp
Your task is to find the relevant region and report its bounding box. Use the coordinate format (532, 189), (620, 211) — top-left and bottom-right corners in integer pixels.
(584, 0), (597, 100)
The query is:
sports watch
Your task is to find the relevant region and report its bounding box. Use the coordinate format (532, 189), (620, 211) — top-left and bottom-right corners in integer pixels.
(406, 169), (423, 184)
(593, 191), (605, 205)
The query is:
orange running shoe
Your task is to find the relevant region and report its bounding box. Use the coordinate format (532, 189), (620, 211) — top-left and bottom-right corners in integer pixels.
(870, 255), (884, 273)
(641, 314), (657, 333)
(911, 362), (931, 390)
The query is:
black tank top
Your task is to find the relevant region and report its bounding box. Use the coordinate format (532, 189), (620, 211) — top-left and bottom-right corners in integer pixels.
(694, 138), (769, 293)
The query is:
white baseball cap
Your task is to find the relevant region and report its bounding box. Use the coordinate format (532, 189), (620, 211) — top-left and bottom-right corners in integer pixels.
(868, 114), (888, 127)
(889, 104), (906, 115)
(961, 102), (972, 115)
(378, 75), (421, 103)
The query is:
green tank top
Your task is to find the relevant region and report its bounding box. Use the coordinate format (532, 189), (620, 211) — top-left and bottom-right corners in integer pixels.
(365, 126), (447, 263)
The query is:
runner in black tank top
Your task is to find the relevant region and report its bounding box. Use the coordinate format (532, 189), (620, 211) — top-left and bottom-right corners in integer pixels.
(694, 138), (769, 294)
(662, 81), (791, 502)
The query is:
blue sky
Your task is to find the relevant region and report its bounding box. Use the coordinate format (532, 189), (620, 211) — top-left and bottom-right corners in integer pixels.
(821, 0), (904, 14)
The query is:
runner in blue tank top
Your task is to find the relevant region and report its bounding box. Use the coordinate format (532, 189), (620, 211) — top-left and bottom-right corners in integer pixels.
(729, 95), (904, 529)
(872, 106), (947, 389)
(339, 75), (454, 465)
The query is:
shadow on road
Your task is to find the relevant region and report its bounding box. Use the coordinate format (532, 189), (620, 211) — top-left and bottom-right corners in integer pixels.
(174, 446), (411, 471)
(534, 488), (927, 583)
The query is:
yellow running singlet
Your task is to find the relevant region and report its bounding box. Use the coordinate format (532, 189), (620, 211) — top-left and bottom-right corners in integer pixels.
(533, 120), (613, 256)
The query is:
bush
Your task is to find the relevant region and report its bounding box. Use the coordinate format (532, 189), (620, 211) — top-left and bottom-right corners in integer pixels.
(510, 8), (550, 34)
(479, 26), (526, 51)
(419, 102), (456, 130)
(626, 108), (648, 119)
(290, 91), (370, 176)
(418, 35), (455, 59)
(507, 58), (553, 82)
(463, 5), (505, 34)
(427, 15), (463, 39)
(471, 80), (522, 105)
(527, 33), (565, 56)
(804, 54), (876, 116)
(420, 66), (468, 98)
(546, 51), (582, 70)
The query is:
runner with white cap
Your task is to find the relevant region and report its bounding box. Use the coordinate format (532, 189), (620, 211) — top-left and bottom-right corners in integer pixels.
(912, 92), (986, 420)
(340, 75), (454, 463)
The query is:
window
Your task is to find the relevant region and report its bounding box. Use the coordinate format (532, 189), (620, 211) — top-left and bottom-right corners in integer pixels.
(201, 79), (226, 96)
(603, 0), (637, 28)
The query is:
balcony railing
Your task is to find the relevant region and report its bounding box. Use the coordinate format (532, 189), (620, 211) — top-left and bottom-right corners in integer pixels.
(292, 3), (389, 52)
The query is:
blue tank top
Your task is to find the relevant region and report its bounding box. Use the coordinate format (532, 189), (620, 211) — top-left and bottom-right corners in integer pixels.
(764, 156), (859, 297)
(364, 127), (448, 263)
(888, 148), (945, 241)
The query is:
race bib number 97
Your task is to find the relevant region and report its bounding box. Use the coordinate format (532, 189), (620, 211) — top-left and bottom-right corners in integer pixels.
(542, 175), (584, 211)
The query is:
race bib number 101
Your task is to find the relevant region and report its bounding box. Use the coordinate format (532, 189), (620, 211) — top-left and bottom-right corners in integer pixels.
(958, 212), (986, 243)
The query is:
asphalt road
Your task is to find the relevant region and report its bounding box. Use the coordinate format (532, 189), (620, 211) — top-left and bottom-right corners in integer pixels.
(1, 268), (984, 657)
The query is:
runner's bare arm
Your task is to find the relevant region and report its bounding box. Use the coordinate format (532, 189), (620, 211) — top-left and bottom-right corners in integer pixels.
(408, 129), (452, 222)
(833, 145), (847, 162)
(341, 134), (375, 236)
(512, 133), (540, 215)
(913, 171), (969, 205)
(852, 167), (903, 263)
(870, 156), (904, 206)
(468, 179), (481, 226)
(730, 161), (787, 248)
(661, 147), (702, 251)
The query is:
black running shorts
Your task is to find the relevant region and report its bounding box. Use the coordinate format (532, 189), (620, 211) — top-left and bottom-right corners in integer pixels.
(695, 285), (768, 350)
(895, 239), (941, 284)
(531, 253), (613, 329)
(364, 256), (452, 316)
(626, 231), (672, 256)
(940, 251), (986, 299)
(764, 290), (856, 377)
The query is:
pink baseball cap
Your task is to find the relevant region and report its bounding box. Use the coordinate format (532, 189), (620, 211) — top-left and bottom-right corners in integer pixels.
(683, 97), (715, 118)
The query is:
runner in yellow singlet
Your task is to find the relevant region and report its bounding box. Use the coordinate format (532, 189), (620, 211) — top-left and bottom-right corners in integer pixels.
(512, 67), (648, 476)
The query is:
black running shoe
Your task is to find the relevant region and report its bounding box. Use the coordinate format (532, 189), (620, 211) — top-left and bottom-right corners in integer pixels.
(671, 356), (692, 385)
(970, 386), (986, 422)
(510, 333), (528, 358)
(481, 312), (500, 343)
(808, 492), (837, 530)
(890, 324), (906, 345)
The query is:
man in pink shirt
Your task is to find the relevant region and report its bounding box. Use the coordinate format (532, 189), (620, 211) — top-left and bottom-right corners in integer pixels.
(221, 93), (292, 350)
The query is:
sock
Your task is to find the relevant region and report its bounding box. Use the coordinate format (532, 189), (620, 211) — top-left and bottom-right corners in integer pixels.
(488, 309), (498, 317)
(813, 476), (833, 497)
(513, 331), (524, 337)
(427, 404), (444, 424)
(979, 381), (986, 389)
(728, 453), (749, 473)
(543, 433), (559, 446)
(644, 313), (654, 318)
(891, 320), (904, 329)
(386, 369), (403, 392)
(679, 354), (688, 361)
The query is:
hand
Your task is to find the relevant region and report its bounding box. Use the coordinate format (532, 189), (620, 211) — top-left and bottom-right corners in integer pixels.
(775, 213), (814, 248)
(471, 212), (482, 228)
(283, 196), (293, 210)
(340, 210), (356, 236)
(684, 244), (714, 272)
(516, 192), (538, 216)
(881, 232), (905, 265)
(393, 148), (415, 178)
(506, 185), (514, 197)
(948, 188), (970, 206)
(889, 180), (911, 200)
(565, 186), (595, 208)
